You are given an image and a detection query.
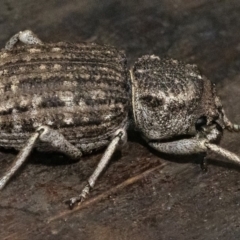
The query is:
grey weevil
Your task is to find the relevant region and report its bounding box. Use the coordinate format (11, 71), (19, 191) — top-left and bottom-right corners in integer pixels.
(0, 30), (240, 208)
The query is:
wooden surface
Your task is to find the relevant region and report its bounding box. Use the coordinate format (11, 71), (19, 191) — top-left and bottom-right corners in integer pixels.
(1, 0), (240, 239)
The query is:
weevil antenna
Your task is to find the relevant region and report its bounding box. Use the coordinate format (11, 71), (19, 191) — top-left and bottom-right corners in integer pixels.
(223, 114), (240, 132)
(215, 96), (240, 132)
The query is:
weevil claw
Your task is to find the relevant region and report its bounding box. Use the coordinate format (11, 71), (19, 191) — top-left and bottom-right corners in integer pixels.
(65, 197), (80, 209)
(65, 185), (90, 209)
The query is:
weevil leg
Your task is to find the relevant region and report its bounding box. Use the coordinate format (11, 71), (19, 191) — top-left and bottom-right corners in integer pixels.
(37, 125), (83, 159)
(5, 30), (43, 50)
(66, 127), (127, 209)
(0, 125), (82, 190)
(0, 131), (40, 190)
(149, 138), (207, 155)
(149, 138), (240, 166)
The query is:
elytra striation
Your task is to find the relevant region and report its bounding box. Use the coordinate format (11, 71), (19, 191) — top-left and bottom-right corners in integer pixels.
(0, 42), (130, 153)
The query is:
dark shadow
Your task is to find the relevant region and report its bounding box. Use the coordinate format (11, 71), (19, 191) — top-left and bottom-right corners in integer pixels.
(206, 157), (240, 173)
(1, 130), (239, 172)
(29, 150), (88, 166)
(28, 147), (123, 167)
(0, 147), (18, 154)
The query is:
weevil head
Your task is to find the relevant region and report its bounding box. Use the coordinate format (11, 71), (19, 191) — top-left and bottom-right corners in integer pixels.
(130, 55), (227, 143)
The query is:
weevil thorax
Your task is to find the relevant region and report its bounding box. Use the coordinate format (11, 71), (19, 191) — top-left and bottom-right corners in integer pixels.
(130, 55), (223, 142)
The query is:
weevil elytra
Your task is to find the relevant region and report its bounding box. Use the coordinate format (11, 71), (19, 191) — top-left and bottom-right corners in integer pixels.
(0, 30), (240, 208)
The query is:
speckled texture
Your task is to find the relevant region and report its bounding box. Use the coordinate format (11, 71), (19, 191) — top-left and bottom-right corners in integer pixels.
(131, 56), (218, 140)
(0, 42), (129, 153)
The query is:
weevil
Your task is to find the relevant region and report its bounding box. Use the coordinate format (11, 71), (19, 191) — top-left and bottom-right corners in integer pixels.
(0, 30), (240, 208)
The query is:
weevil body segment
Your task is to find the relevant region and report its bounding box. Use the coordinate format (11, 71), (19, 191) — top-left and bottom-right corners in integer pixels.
(0, 30), (240, 208)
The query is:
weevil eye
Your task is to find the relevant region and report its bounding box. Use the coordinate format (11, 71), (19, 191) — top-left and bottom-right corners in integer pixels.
(140, 95), (164, 108)
(195, 116), (207, 131)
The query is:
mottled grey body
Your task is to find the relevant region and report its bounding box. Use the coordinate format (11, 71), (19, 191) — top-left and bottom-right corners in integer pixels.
(131, 55), (220, 141)
(0, 43), (129, 153)
(1, 30), (240, 208)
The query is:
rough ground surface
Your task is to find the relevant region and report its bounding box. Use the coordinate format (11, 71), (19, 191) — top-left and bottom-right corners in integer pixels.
(1, 0), (240, 239)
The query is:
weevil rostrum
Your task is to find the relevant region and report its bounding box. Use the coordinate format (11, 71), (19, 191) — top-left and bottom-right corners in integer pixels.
(0, 30), (240, 208)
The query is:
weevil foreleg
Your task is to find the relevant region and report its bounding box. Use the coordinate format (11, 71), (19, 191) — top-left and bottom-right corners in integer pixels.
(0, 126), (82, 190)
(149, 139), (207, 155)
(149, 138), (240, 166)
(66, 127), (127, 209)
(5, 30), (43, 50)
